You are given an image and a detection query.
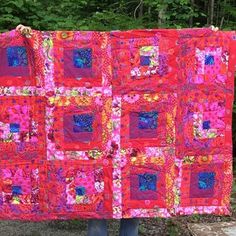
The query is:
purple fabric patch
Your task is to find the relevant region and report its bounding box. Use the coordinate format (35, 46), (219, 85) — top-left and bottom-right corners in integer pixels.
(202, 120), (211, 129)
(7, 46), (28, 67)
(129, 111), (158, 139)
(63, 49), (93, 78)
(63, 114), (94, 142)
(158, 54), (168, 76)
(75, 186), (86, 196)
(138, 111), (158, 129)
(73, 48), (92, 68)
(73, 114), (93, 132)
(205, 55), (214, 65)
(10, 123), (20, 133)
(138, 173), (157, 191)
(130, 171), (158, 200)
(190, 171), (215, 198)
(140, 56), (151, 66)
(198, 172), (215, 189)
(0, 47), (29, 77)
(12, 186), (22, 195)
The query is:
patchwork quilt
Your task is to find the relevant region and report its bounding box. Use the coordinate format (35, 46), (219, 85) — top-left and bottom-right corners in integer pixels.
(0, 28), (235, 220)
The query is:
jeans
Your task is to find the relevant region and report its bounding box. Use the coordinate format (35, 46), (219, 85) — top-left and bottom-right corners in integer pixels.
(87, 218), (139, 236)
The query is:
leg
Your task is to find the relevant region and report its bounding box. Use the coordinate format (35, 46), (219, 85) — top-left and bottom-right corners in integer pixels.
(87, 219), (108, 236)
(119, 218), (139, 236)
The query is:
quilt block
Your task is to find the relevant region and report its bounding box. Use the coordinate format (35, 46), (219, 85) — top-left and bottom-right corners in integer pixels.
(52, 31), (110, 88)
(111, 30), (178, 94)
(0, 28), (235, 220)
(0, 31), (43, 87)
(0, 96), (46, 161)
(46, 160), (113, 219)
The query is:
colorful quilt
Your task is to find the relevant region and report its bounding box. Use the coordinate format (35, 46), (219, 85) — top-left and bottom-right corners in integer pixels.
(0, 28), (235, 220)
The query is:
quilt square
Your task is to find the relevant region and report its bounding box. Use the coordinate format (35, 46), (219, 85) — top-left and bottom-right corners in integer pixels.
(120, 93), (176, 148)
(178, 32), (232, 86)
(0, 96), (46, 161)
(195, 47), (228, 84)
(111, 30), (178, 94)
(53, 31), (110, 87)
(179, 154), (232, 208)
(0, 31), (43, 87)
(46, 93), (112, 159)
(46, 160), (113, 218)
(178, 90), (233, 155)
(121, 147), (175, 217)
(0, 162), (47, 218)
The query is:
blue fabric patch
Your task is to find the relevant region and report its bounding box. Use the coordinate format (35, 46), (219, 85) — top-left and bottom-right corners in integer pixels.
(12, 186), (22, 195)
(138, 111), (158, 129)
(73, 48), (92, 68)
(140, 56), (151, 66)
(10, 123), (20, 133)
(202, 120), (211, 129)
(198, 172), (215, 190)
(73, 114), (93, 132)
(138, 173), (157, 191)
(205, 55), (214, 65)
(75, 186), (86, 196)
(7, 46), (28, 67)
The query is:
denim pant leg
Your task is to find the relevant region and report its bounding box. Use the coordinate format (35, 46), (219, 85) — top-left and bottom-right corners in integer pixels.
(87, 219), (108, 236)
(119, 218), (139, 236)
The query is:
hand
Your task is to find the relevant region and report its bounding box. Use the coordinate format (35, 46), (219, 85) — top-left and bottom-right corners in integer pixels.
(16, 24), (33, 38)
(209, 25), (219, 32)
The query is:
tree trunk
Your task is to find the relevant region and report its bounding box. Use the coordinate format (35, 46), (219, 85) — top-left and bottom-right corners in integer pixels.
(209, 0), (215, 25)
(158, 4), (167, 26)
(138, 0), (143, 18)
(189, 0), (194, 27)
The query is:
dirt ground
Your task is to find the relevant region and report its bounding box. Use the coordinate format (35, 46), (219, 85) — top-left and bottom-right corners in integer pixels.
(0, 214), (235, 236)
(0, 178), (235, 236)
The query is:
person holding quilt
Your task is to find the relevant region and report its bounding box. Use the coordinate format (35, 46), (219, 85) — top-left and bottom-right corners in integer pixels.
(16, 24), (140, 236)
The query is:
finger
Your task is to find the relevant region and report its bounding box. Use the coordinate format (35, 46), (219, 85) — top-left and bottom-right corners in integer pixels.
(22, 27), (33, 38)
(16, 24), (24, 32)
(25, 31), (33, 38)
(209, 25), (219, 32)
(26, 28), (33, 38)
